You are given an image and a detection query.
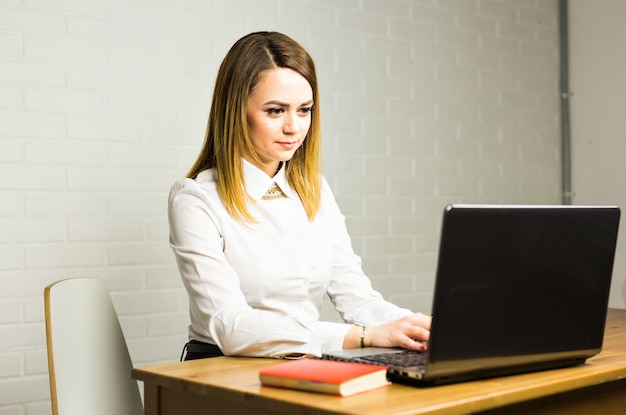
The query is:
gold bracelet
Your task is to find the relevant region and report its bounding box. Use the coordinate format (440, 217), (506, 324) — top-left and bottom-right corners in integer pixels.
(359, 326), (367, 348)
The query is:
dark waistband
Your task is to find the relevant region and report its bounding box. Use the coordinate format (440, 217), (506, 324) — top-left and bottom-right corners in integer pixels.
(181, 340), (224, 361)
(186, 340), (222, 354)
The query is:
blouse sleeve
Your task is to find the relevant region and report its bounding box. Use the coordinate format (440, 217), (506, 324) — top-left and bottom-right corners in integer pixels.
(321, 178), (414, 325)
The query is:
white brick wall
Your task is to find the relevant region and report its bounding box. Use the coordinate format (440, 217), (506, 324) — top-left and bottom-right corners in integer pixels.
(0, 0), (560, 412)
(569, 0), (626, 309)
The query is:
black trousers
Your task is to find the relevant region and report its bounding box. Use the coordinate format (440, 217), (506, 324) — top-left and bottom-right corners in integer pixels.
(180, 340), (224, 361)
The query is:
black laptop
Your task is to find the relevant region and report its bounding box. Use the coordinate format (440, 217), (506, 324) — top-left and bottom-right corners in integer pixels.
(323, 204), (621, 386)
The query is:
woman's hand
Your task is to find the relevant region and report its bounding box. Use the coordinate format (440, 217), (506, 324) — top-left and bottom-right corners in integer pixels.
(343, 313), (432, 351)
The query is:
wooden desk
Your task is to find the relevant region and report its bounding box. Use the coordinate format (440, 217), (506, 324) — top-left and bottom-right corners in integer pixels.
(132, 308), (626, 415)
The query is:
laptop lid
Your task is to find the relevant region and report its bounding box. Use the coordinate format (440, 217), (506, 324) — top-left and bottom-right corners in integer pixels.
(325, 204), (620, 386)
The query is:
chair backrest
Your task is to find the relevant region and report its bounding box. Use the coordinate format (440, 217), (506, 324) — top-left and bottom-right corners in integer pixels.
(44, 278), (143, 415)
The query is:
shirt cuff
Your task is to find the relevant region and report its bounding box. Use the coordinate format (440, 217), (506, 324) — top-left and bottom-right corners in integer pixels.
(309, 321), (353, 357)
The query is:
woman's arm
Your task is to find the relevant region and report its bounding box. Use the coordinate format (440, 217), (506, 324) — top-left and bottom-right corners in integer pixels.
(316, 178), (432, 349)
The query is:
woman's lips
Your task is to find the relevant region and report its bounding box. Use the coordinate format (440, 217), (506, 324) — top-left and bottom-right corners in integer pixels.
(277, 141), (298, 149)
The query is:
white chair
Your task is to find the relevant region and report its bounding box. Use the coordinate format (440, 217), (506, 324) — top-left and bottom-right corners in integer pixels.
(44, 278), (143, 415)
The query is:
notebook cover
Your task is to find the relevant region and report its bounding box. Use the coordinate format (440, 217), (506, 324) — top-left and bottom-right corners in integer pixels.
(259, 358), (389, 396)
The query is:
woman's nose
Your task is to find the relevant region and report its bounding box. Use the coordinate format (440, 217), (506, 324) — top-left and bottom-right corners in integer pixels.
(282, 111), (301, 134)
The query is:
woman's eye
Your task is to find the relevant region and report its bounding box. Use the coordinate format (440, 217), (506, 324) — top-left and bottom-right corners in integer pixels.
(266, 108), (285, 115)
(299, 107), (313, 115)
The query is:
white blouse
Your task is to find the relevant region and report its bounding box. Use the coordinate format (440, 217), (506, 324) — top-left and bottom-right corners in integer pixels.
(168, 159), (412, 357)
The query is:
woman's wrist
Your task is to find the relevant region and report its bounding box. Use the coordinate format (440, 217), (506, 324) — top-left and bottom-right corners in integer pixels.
(342, 325), (370, 349)
(358, 326), (367, 348)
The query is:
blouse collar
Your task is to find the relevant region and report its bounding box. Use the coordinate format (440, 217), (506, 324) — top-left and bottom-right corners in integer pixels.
(242, 159), (296, 201)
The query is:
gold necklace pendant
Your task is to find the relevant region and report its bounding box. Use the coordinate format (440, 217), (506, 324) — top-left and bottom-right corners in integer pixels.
(262, 183), (286, 200)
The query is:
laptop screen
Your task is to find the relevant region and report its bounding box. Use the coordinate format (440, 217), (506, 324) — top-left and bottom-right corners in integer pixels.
(429, 204), (620, 366)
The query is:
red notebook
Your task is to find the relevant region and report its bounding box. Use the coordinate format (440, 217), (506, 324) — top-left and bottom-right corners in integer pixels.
(258, 358), (389, 397)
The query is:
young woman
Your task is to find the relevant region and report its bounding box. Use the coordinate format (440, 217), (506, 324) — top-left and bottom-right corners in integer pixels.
(168, 31), (431, 360)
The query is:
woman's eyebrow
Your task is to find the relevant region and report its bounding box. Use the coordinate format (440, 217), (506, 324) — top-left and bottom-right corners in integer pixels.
(263, 99), (314, 107)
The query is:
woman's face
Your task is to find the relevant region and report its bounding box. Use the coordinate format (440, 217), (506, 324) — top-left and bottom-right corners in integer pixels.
(245, 68), (313, 177)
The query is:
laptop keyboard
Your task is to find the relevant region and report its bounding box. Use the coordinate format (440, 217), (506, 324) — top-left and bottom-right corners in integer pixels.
(355, 350), (427, 368)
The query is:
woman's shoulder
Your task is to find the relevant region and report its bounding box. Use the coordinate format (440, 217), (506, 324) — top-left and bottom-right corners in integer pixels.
(318, 174), (335, 198)
(169, 169), (218, 199)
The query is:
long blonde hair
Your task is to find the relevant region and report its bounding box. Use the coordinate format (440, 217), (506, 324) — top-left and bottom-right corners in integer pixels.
(187, 31), (322, 223)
